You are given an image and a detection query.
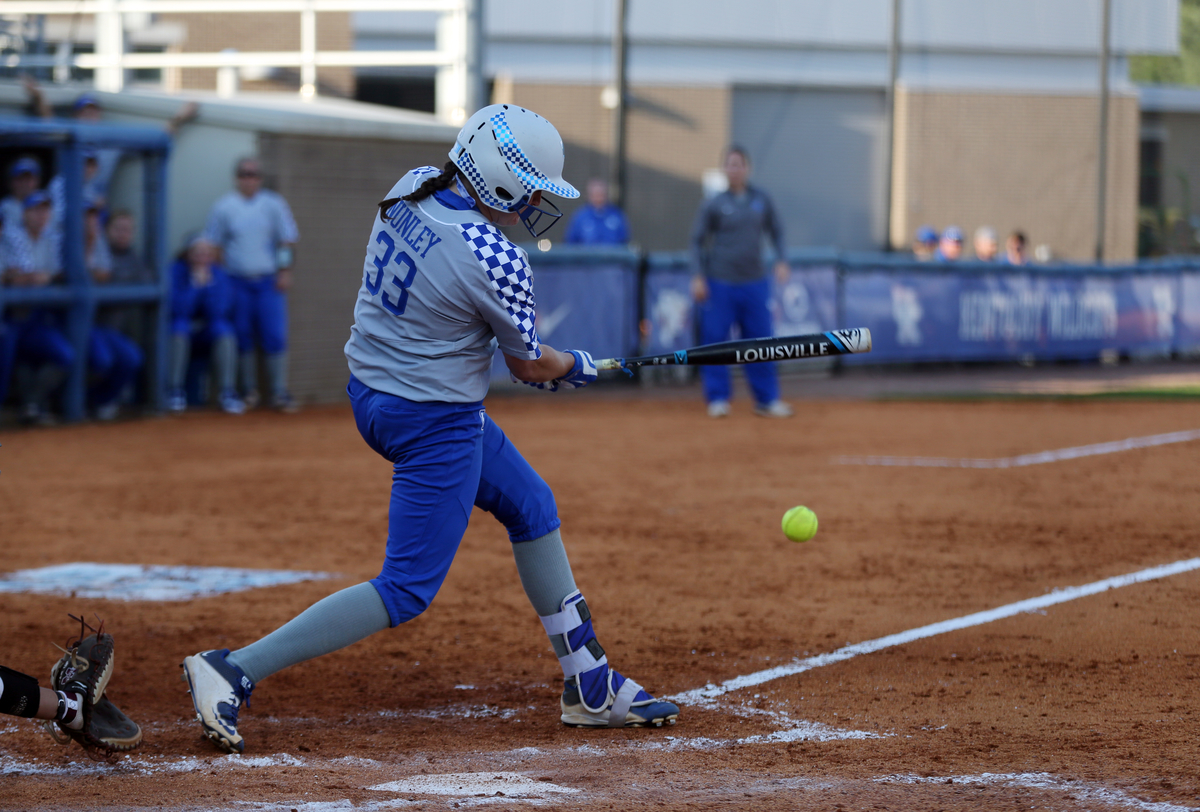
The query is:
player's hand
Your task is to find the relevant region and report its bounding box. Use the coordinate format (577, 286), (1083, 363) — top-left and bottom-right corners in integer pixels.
(690, 275), (709, 303)
(774, 260), (791, 285)
(275, 269), (293, 292)
(556, 349), (597, 389)
(514, 350), (597, 392)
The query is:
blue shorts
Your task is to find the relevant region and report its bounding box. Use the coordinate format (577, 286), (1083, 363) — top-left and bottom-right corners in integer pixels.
(348, 375), (560, 627)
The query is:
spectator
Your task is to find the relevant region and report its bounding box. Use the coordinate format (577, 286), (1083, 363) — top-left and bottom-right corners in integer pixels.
(167, 237), (241, 415)
(936, 226), (964, 261)
(690, 145), (792, 419)
(2, 191), (71, 425)
(100, 210), (155, 342)
(973, 226), (999, 261)
(2, 157), (43, 234)
(24, 79), (199, 200)
(203, 157), (299, 412)
(0, 213), (16, 411)
(1005, 231), (1029, 265)
(84, 196), (142, 421)
(105, 211), (153, 285)
(912, 225), (938, 261)
(564, 178), (630, 245)
(49, 149), (105, 222)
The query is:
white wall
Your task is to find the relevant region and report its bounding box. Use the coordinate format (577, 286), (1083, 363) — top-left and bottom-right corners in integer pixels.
(356, 0), (1179, 92)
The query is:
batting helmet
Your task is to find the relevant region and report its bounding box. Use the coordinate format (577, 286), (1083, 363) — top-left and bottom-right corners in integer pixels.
(449, 104), (579, 237)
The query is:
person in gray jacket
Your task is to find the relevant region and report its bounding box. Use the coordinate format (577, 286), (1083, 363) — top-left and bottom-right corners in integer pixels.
(690, 145), (792, 418)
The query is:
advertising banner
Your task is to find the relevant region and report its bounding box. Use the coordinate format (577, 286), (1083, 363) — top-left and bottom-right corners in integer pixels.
(843, 268), (1186, 363)
(1178, 271), (1200, 352)
(491, 263), (638, 380)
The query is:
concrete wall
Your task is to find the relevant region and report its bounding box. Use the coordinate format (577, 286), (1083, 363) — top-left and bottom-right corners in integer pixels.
(504, 82), (730, 251)
(890, 87), (1140, 261)
(258, 133), (450, 403)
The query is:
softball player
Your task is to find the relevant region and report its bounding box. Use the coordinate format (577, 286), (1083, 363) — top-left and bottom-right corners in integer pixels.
(0, 664), (87, 729)
(183, 105), (679, 754)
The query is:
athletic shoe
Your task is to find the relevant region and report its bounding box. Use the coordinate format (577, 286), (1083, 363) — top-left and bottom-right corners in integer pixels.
(242, 390), (260, 410)
(20, 403), (53, 426)
(166, 389), (187, 414)
(219, 390), (245, 415)
(706, 399), (731, 418)
(182, 649), (254, 754)
(754, 400), (793, 418)
(560, 671), (679, 728)
(271, 393), (299, 414)
(95, 403), (120, 422)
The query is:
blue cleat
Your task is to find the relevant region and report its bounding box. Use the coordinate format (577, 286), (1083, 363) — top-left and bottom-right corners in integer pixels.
(560, 670), (679, 728)
(182, 649), (254, 753)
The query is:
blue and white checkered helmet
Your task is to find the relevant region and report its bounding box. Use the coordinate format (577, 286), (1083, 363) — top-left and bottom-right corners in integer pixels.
(449, 104), (579, 213)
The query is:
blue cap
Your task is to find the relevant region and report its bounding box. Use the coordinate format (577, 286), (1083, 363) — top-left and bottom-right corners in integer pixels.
(9, 157), (41, 177)
(915, 226), (938, 244)
(81, 147), (99, 161)
(74, 93), (101, 111)
(942, 225), (964, 242)
(83, 192), (104, 211)
(23, 190), (51, 209)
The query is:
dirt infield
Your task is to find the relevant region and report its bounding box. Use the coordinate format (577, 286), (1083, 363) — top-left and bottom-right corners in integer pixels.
(1, 391), (1199, 811)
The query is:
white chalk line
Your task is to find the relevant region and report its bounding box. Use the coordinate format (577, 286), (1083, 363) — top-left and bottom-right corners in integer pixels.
(878, 772), (1197, 812)
(670, 556), (1200, 705)
(833, 428), (1200, 468)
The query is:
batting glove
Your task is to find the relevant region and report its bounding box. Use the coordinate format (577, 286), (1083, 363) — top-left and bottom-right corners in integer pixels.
(513, 349), (598, 392)
(556, 349), (598, 389)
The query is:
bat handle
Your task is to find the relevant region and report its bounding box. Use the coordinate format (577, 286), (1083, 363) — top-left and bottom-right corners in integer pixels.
(594, 358), (625, 371)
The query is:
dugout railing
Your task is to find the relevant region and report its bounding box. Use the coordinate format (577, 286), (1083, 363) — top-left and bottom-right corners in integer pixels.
(0, 119), (170, 421)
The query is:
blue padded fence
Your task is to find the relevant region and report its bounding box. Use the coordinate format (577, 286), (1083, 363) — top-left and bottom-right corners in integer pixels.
(529, 246), (1200, 370)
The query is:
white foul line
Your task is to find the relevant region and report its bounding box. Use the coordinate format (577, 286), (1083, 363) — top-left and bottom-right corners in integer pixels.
(832, 428), (1200, 469)
(670, 556), (1200, 706)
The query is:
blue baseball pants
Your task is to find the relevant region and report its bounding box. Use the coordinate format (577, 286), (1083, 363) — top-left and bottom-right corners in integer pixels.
(231, 275), (287, 355)
(348, 375), (560, 627)
(88, 327), (143, 408)
(698, 276), (780, 405)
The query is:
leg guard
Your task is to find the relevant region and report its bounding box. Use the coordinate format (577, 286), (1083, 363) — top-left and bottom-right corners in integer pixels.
(0, 665), (43, 718)
(541, 591), (678, 728)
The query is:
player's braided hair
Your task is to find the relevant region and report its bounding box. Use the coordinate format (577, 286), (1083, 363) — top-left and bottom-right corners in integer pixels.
(378, 161), (462, 221)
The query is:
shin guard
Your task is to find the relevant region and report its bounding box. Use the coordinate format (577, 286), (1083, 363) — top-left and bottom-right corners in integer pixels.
(539, 591), (673, 728)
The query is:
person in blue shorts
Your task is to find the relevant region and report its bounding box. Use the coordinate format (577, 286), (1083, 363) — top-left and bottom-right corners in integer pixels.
(564, 178), (630, 245)
(690, 145), (792, 419)
(182, 104), (679, 754)
(2, 191), (71, 426)
(166, 237), (241, 415)
(84, 196), (144, 421)
(203, 157), (299, 412)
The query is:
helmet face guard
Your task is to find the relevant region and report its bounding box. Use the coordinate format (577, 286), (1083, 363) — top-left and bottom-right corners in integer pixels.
(517, 195), (563, 238)
(450, 104), (578, 238)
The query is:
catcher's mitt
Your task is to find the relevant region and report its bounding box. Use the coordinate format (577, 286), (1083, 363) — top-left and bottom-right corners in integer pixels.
(47, 614), (142, 758)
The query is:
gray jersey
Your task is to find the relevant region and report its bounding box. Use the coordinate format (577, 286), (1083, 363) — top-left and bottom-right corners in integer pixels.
(204, 189), (299, 277)
(690, 185), (786, 283)
(344, 167), (541, 403)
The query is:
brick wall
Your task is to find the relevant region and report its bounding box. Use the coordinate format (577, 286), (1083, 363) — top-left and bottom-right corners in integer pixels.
(891, 88), (1139, 261)
(258, 134), (449, 403)
(158, 11), (354, 97)
(505, 83), (731, 251)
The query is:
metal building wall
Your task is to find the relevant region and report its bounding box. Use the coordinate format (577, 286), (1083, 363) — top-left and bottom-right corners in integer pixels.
(732, 86), (889, 251)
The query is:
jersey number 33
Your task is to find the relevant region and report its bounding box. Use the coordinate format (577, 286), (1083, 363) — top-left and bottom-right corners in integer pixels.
(367, 231), (419, 316)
